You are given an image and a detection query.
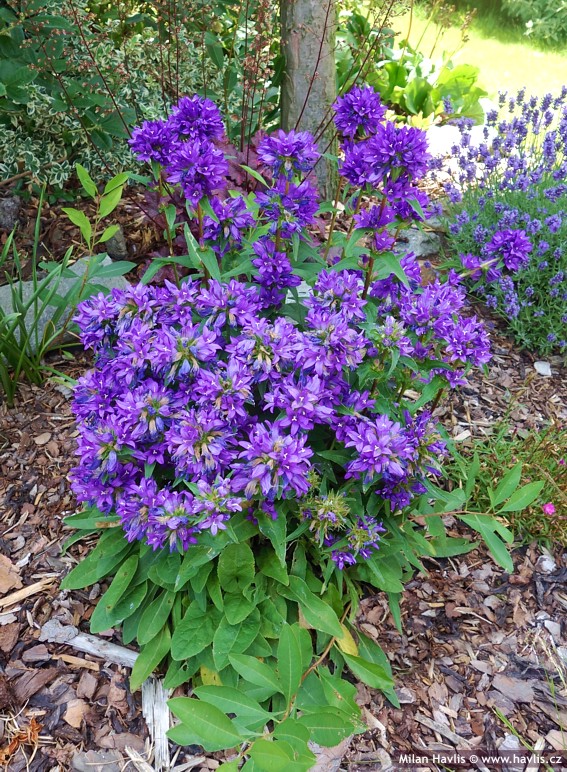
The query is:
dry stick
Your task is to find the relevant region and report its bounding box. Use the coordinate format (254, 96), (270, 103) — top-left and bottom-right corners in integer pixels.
(312, 0), (399, 146)
(240, 0), (251, 152)
(174, 0), (180, 103)
(67, 0), (131, 136)
(322, 175), (343, 262)
(246, 1), (276, 153)
(166, 0), (173, 97)
(245, 19), (265, 153)
(157, 1), (169, 112)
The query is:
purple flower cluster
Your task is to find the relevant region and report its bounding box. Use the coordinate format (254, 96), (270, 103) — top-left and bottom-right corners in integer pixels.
(258, 129), (320, 179)
(334, 85), (431, 270)
(71, 256), (482, 564)
(73, 90), (494, 570)
(129, 95), (228, 207)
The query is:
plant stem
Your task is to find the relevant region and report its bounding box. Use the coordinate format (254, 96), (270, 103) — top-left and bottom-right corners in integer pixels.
(323, 176), (343, 262)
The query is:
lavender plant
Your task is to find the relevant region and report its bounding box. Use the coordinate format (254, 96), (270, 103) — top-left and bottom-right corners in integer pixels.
(440, 88), (567, 356)
(61, 88), (536, 766)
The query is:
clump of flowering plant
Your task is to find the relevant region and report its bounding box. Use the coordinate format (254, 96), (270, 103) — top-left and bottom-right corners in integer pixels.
(62, 88), (513, 767)
(439, 88), (567, 356)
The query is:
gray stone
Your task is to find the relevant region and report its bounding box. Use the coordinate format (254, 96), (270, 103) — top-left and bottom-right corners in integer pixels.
(105, 225), (128, 260)
(0, 196), (21, 231)
(534, 360), (552, 377)
(395, 227), (441, 259)
(0, 256), (129, 352)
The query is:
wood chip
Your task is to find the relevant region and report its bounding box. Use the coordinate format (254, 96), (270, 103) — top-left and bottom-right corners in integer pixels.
(545, 729), (567, 751)
(13, 667), (59, 703)
(76, 670), (99, 699)
(34, 431), (52, 445)
(53, 653), (100, 671)
(492, 674), (535, 703)
(415, 713), (491, 772)
(0, 577), (55, 610)
(142, 677), (171, 772)
(64, 698), (89, 728)
(0, 554), (22, 594)
(0, 622), (19, 653)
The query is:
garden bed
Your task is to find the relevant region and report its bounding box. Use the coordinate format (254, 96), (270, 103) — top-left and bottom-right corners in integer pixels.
(1, 319), (565, 771)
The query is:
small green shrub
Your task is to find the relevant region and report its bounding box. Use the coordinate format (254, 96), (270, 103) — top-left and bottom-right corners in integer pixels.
(501, 0), (567, 47)
(336, 10), (486, 126)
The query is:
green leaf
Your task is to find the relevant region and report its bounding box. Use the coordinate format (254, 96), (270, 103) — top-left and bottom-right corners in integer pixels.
(103, 172), (130, 194)
(176, 545), (222, 590)
(76, 164), (97, 198)
(217, 542), (255, 593)
(62, 207), (92, 244)
(257, 510), (286, 566)
(224, 594), (256, 625)
(130, 625), (171, 691)
(229, 653), (282, 693)
(97, 224), (120, 243)
(204, 31), (224, 69)
(147, 550), (181, 588)
(171, 603), (218, 660)
(137, 591), (176, 646)
(341, 652), (395, 691)
(240, 165), (268, 187)
(212, 609), (261, 670)
(286, 576), (343, 637)
(60, 529), (131, 590)
(387, 591), (403, 633)
(164, 203), (177, 233)
(277, 624), (303, 703)
(99, 185), (123, 218)
(355, 633), (399, 707)
(465, 452), (480, 498)
(499, 480), (545, 512)
(318, 668), (359, 716)
(493, 463), (523, 506)
(273, 717), (311, 746)
(194, 686), (271, 724)
(198, 246), (222, 281)
(111, 581), (149, 629)
(257, 547), (289, 586)
(93, 261), (136, 277)
(297, 708), (355, 747)
(365, 556), (405, 593)
(249, 738), (311, 772)
(89, 554), (139, 633)
(163, 657), (199, 689)
(459, 515), (514, 572)
(168, 697), (244, 751)
(254, 737), (315, 772)
(374, 252), (410, 287)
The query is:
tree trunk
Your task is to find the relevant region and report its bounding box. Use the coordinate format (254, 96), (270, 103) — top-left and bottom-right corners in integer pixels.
(280, 0), (337, 198)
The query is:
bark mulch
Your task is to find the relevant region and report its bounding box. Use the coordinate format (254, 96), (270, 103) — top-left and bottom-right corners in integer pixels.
(0, 334), (565, 770)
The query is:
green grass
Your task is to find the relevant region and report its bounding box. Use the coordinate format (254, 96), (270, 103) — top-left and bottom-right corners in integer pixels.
(390, 3), (567, 100)
(445, 423), (567, 547)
